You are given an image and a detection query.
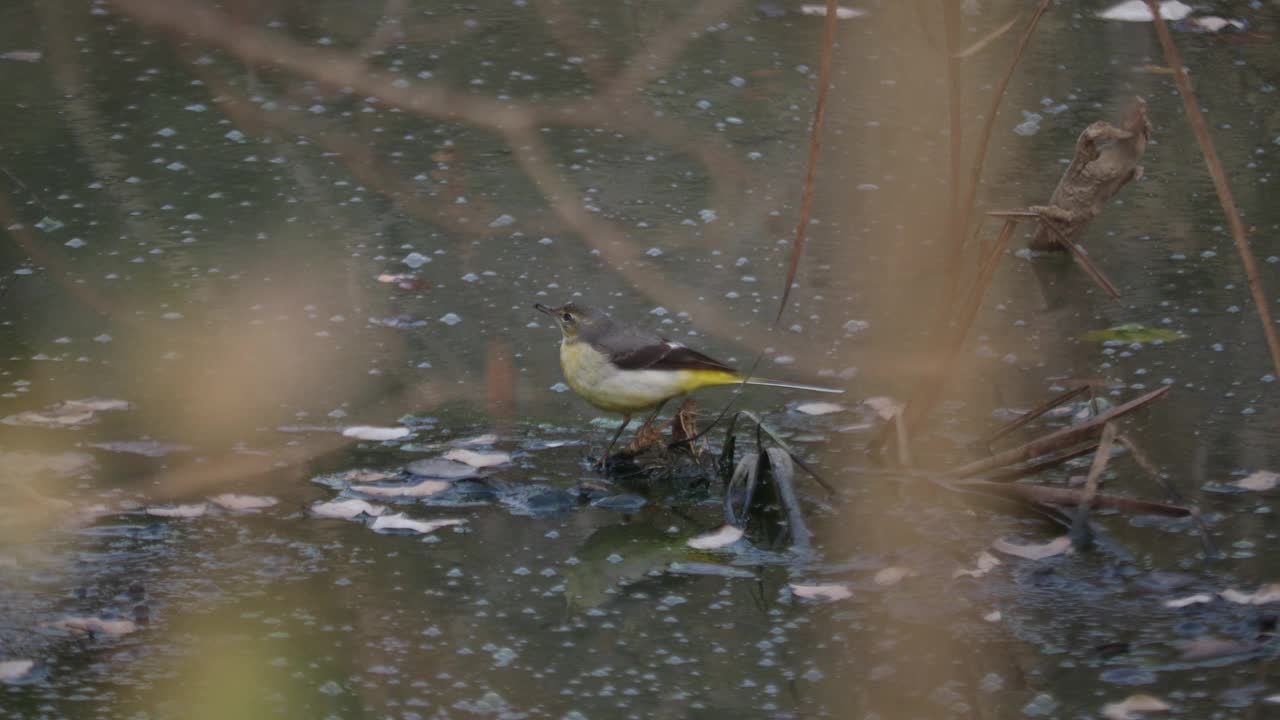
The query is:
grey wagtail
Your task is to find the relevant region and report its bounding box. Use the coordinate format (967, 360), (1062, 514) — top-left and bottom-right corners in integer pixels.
(535, 302), (843, 463)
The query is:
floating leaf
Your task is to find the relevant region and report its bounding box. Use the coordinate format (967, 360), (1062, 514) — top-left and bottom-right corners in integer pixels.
(992, 535), (1072, 561)
(353, 480), (449, 498)
(48, 616), (137, 636)
(687, 525), (744, 550)
(953, 551), (1002, 579)
(1082, 323), (1187, 344)
(342, 426), (413, 441)
(145, 503), (208, 518)
(1102, 694), (1172, 719)
(369, 514), (465, 534)
(1220, 584), (1280, 605)
(795, 401), (845, 416)
(444, 448), (511, 468)
(209, 494), (277, 511)
(1164, 593), (1213, 608)
(1232, 471), (1279, 492)
(791, 583), (852, 601)
(0, 659), (35, 683)
(873, 567), (915, 587)
(453, 434), (499, 447)
(311, 499), (386, 520)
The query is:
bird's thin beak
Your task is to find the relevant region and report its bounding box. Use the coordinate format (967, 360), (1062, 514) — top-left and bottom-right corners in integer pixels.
(534, 303), (556, 316)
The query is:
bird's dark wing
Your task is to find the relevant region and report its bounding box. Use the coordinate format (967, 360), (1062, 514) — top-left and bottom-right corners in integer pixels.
(609, 341), (736, 374)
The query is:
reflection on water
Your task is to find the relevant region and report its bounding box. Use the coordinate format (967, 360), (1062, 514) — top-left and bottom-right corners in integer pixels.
(2, 0), (1279, 716)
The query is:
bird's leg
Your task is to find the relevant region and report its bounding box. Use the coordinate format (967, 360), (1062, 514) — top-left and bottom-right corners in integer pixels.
(595, 413), (632, 471)
(638, 399), (668, 433)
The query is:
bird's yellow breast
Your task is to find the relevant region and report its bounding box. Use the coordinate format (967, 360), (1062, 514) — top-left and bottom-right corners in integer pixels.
(558, 339), (739, 413)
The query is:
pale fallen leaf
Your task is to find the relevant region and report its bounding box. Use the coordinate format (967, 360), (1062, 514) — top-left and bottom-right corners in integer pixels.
(1164, 593), (1213, 608)
(444, 448), (511, 468)
(64, 398), (131, 412)
(209, 494), (278, 511)
(0, 397), (127, 427)
(954, 551), (1002, 579)
(791, 583), (852, 601)
(1232, 470), (1279, 492)
(145, 503), (208, 518)
(873, 566), (915, 587)
(0, 659), (35, 682)
(687, 525), (744, 550)
(369, 514), (465, 534)
(1096, 0), (1191, 22)
(49, 616), (137, 636)
(795, 401), (845, 416)
(1220, 583), (1280, 605)
(862, 396), (902, 420)
(405, 458), (477, 479)
(311, 498), (386, 520)
(342, 425), (413, 441)
(1176, 636), (1253, 661)
(992, 536), (1072, 561)
(798, 4), (866, 19)
(1102, 694), (1171, 719)
(453, 433), (499, 447)
(353, 479), (449, 498)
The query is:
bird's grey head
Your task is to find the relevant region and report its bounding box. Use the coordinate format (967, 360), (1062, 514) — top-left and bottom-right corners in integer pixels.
(535, 302), (613, 342)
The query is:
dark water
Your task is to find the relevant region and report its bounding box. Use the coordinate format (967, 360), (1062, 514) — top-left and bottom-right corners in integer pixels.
(2, 0), (1280, 717)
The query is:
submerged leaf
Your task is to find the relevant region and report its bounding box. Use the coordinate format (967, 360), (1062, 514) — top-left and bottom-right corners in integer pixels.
(791, 583), (852, 601)
(1220, 584), (1280, 605)
(405, 459), (478, 480)
(89, 440), (191, 457)
(342, 425), (413, 441)
(0, 660), (35, 683)
(369, 514), (465, 534)
(48, 616), (137, 636)
(953, 551), (1002, 579)
(354, 480), (449, 498)
(311, 498), (386, 520)
(1232, 471), (1279, 492)
(444, 448), (511, 468)
(687, 525), (744, 550)
(1175, 636), (1253, 661)
(145, 503), (208, 518)
(1101, 693), (1171, 719)
(1081, 323), (1187, 344)
(209, 494), (277, 511)
(992, 536), (1072, 561)
(873, 567), (915, 587)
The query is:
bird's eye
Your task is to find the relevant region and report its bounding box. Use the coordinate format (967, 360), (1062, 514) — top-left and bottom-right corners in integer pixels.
(562, 312), (574, 323)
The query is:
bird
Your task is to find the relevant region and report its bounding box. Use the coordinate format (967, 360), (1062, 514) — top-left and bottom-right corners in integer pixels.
(534, 302), (843, 466)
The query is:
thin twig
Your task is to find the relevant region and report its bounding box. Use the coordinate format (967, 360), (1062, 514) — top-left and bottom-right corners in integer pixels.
(1069, 422), (1118, 547)
(775, 0), (838, 324)
(984, 441), (1101, 483)
(953, 478), (1190, 517)
(953, 11), (1022, 59)
(943, 1), (964, 258)
(987, 209), (1121, 299)
(976, 384), (1089, 449)
(1145, 0), (1280, 378)
(1117, 432), (1218, 560)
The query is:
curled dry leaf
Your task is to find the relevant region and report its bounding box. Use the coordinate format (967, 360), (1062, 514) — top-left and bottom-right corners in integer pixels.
(209, 494), (277, 511)
(145, 503), (208, 518)
(1219, 583), (1280, 605)
(992, 536), (1072, 561)
(443, 448), (511, 468)
(49, 616), (137, 636)
(353, 479), (449, 498)
(791, 584), (853, 601)
(311, 499), (386, 520)
(687, 525), (744, 550)
(862, 396), (902, 420)
(342, 426), (413, 441)
(369, 514), (465, 534)
(1102, 694), (1171, 719)
(0, 659), (35, 683)
(1232, 471), (1279, 492)
(873, 566), (915, 587)
(795, 401), (845, 416)
(1164, 593), (1213, 609)
(954, 551), (1002, 579)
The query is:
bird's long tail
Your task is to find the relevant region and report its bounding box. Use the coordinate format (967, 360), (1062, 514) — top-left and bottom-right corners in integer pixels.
(740, 377), (844, 394)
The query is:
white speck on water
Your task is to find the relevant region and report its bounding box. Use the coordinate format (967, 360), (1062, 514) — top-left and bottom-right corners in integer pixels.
(489, 213), (515, 228)
(1201, 250), (1217, 258)
(844, 319), (870, 333)
(461, 273), (479, 283)
(161, 312), (183, 320)
(14, 268), (33, 275)
(65, 238), (86, 248)
(1227, 305), (1241, 313)
(402, 252), (430, 268)
(650, 307), (668, 316)
(728, 76), (746, 87)
(698, 209), (718, 223)
(773, 356), (795, 365)
(439, 313), (461, 326)
(725, 116), (743, 125)
(856, 183), (879, 191)
(551, 383), (569, 393)
(184, 103), (207, 112)
(696, 99), (712, 109)
(538, 237), (553, 245)
(645, 247), (663, 257)
(1013, 111), (1042, 136)
(156, 127), (176, 137)
(492, 647), (518, 667)
(607, 553), (624, 564)
(166, 161), (186, 171)
(94, 334), (112, 343)
(225, 130), (244, 142)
